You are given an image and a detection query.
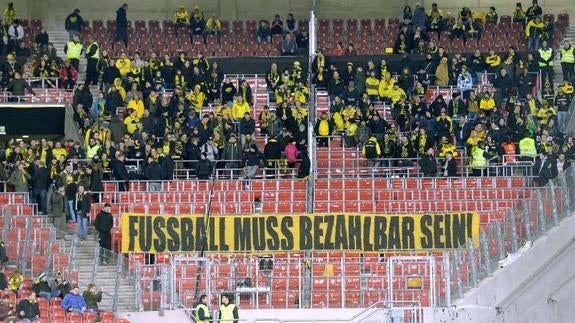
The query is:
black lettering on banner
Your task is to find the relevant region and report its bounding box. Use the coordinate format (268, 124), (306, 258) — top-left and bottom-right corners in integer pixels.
(420, 214), (433, 248)
(266, 217), (279, 251)
(373, 216), (387, 250)
(139, 216), (152, 252)
(180, 217), (194, 251)
(253, 217), (266, 250)
(451, 213), (466, 248)
(466, 212), (474, 245)
(218, 217), (229, 251)
(334, 214), (348, 250)
(313, 215), (324, 250)
(235, 217), (251, 251)
(444, 213), (452, 249)
(433, 214), (445, 248)
(388, 216), (401, 249)
(299, 216), (312, 250)
(280, 217), (294, 250)
(195, 218), (206, 251)
(402, 216), (415, 249)
(166, 217), (180, 251)
(208, 217), (218, 251)
(128, 216), (138, 251)
(348, 215), (361, 250)
(323, 215), (335, 250)
(153, 217), (166, 252)
(363, 216), (373, 251)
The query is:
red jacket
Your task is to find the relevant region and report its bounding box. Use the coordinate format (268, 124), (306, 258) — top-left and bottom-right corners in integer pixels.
(59, 65), (78, 82)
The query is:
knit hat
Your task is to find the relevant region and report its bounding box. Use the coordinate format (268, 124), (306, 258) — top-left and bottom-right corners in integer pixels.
(39, 273), (46, 280)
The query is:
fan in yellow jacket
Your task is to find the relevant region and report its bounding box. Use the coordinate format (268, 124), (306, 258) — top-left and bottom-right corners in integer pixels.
(388, 84), (407, 103)
(378, 72), (395, 99)
(479, 92), (495, 112)
(232, 97), (251, 120)
(127, 94), (145, 118)
(174, 5), (190, 26)
(536, 100), (556, 125)
(124, 108), (140, 135)
(115, 53), (132, 76)
(187, 84), (207, 113)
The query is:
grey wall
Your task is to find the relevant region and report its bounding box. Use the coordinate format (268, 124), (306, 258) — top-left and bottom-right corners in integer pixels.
(12, 0), (575, 30)
(458, 213), (575, 323)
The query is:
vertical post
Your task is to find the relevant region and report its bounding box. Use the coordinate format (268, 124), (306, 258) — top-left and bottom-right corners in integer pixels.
(560, 170), (572, 217)
(467, 239), (478, 288)
(307, 6), (317, 203)
(494, 221), (505, 261)
(508, 208), (518, 253)
(549, 180), (559, 226)
(536, 189), (546, 236)
(480, 231), (491, 276)
(442, 252), (451, 307)
(112, 252), (124, 312)
(454, 251), (463, 299)
(521, 200), (532, 244)
(91, 245), (100, 284)
(135, 262), (142, 311)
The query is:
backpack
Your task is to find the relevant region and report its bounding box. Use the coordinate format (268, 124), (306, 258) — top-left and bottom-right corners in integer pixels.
(365, 140), (378, 159)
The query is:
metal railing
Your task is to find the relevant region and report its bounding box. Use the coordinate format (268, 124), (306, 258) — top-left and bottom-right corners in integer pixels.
(443, 166), (575, 306)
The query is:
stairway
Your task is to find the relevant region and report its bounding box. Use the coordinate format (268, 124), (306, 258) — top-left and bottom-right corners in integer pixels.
(62, 231), (137, 312)
(48, 30), (88, 81)
(554, 25), (575, 86)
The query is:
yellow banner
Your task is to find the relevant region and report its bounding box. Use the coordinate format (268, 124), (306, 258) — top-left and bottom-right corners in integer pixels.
(121, 213), (479, 254)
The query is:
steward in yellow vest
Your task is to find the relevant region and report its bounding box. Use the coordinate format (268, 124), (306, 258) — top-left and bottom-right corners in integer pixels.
(194, 294), (212, 323)
(218, 294), (238, 323)
(560, 41), (574, 83)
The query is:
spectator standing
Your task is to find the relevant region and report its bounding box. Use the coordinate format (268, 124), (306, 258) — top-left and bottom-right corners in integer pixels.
(284, 13), (299, 35)
(61, 285), (87, 314)
(111, 152), (129, 191)
(560, 40), (575, 83)
(512, 3), (526, 24)
(420, 147), (438, 177)
(0, 266), (8, 289)
(83, 284), (102, 313)
(257, 20), (271, 44)
(8, 269), (23, 294)
(174, 5), (190, 28)
(525, 0), (543, 22)
(75, 185), (92, 241)
(538, 40), (555, 88)
(31, 160), (50, 215)
(144, 157), (163, 191)
(85, 35), (100, 86)
(94, 203), (114, 263)
(64, 9), (84, 40)
(242, 144), (264, 181)
(3, 2), (15, 26)
(7, 162), (30, 192)
(16, 292), (40, 322)
(7, 19), (23, 51)
(50, 185), (67, 239)
(115, 3), (128, 48)
(270, 15), (283, 35)
(64, 34), (83, 72)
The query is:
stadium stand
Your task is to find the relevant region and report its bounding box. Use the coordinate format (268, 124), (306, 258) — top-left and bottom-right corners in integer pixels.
(0, 0), (574, 321)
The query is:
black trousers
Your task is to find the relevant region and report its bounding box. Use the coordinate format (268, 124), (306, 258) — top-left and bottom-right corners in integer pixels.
(86, 58), (99, 85)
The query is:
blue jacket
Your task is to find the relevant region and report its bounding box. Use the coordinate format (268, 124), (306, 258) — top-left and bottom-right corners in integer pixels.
(61, 293), (87, 311)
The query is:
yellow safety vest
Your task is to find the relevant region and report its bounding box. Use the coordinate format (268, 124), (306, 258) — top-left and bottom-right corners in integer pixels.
(194, 303), (209, 323)
(87, 42), (100, 59)
(471, 147), (487, 169)
(519, 137), (537, 157)
(86, 145), (100, 159)
(219, 303), (236, 323)
(538, 48), (553, 67)
(66, 41), (83, 59)
(365, 77), (380, 96)
(561, 47), (575, 64)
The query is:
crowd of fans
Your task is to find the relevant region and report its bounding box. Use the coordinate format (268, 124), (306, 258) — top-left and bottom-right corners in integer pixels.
(0, 1), (573, 194)
(0, 263), (104, 321)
